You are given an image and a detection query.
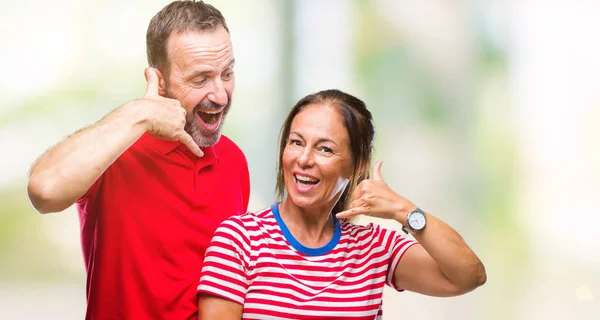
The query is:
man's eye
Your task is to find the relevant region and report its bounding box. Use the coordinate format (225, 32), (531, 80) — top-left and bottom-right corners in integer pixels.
(222, 71), (234, 79)
(195, 79), (208, 85)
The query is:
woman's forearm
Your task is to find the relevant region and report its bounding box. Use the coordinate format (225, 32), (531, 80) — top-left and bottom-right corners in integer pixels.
(404, 212), (487, 291)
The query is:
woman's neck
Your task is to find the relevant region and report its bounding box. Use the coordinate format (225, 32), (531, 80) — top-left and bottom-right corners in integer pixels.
(279, 199), (336, 248)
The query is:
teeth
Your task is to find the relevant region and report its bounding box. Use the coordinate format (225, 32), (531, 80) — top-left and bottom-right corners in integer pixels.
(295, 174), (318, 183)
(198, 110), (219, 124)
(200, 109), (221, 115)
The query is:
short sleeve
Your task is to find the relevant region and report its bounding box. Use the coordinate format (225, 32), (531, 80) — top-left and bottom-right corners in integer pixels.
(198, 216), (251, 305)
(240, 157), (250, 212)
(373, 225), (417, 291)
(77, 174), (104, 202)
(75, 174), (104, 221)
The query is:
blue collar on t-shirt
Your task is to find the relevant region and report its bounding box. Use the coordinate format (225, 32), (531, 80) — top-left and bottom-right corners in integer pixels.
(271, 203), (341, 256)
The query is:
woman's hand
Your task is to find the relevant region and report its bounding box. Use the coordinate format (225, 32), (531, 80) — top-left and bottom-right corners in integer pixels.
(336, 160), (415, 223)
(337, 161), (486, 296)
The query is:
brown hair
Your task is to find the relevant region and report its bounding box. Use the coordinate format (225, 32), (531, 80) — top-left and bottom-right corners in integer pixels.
(276, 89), (376, 214)
(146, 0), (229, 77)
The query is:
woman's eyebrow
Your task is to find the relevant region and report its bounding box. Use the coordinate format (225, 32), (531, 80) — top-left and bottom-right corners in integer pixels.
(290, 131), (338, 146)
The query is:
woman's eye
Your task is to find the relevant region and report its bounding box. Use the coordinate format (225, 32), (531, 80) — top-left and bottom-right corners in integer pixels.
(289, 139), (302, 146)
(320, 146), (333, 153)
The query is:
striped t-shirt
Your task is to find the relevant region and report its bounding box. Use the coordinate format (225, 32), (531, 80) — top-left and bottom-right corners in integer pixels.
(198, 203), (417, 319)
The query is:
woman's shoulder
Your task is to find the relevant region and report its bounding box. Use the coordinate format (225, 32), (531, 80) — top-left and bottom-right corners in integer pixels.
(243, 205), (276, 220)
(216, 206), (280, 246)
(339, 220), (407, 247)
(339, 220), (382, 236)
(223, 205), (277, 228)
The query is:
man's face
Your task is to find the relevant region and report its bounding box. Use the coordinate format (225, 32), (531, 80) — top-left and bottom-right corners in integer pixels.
(165, 26), (234, 147)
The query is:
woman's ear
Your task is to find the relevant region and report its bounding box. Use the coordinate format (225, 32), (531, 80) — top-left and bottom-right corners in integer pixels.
(359, 160), (369, 180)
(349, 160), (369, 182)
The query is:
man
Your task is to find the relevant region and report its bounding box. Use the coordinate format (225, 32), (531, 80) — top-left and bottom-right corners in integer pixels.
(27, 1), (250, 319)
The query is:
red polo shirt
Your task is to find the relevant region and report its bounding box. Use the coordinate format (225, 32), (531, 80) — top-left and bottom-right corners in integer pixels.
(76, 133), (250, 320)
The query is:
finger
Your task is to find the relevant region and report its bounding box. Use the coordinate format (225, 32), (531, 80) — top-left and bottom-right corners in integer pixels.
(347, 182), (364, 202)
(178, 131), (204, 157)
(348, 199), (363, 210)
(372, 160), (384, 182)
(335, 209), (355, 219)
(144, 67), (160, 97)
(336, 207), (367, 219)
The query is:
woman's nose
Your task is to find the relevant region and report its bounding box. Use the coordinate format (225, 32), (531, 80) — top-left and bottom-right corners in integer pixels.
(297, 147), (314, 168)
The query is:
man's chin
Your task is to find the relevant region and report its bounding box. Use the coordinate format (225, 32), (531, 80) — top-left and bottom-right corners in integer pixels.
(186, 117), (227, 147)
(191, 130), (221, 147)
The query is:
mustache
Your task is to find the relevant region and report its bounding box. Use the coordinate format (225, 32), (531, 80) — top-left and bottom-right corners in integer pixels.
(194, 99), (228, 113)
(165, 87), (228, 113)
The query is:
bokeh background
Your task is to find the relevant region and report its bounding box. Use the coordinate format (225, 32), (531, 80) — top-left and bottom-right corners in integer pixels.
(1, 0), (599, 319)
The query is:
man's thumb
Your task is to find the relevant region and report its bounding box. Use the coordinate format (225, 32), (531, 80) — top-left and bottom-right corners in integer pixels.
(144, 67), (160, 97)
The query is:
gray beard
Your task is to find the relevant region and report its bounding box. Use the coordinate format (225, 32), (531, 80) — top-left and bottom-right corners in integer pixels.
(184, 105), (226, 147)
(166, 88), (230, 147)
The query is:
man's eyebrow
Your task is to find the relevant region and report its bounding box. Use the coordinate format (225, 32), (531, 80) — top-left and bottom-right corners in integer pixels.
(188, 59), (236, 79)
(188, 69), (212, 79)
(224, 59), (235, 70)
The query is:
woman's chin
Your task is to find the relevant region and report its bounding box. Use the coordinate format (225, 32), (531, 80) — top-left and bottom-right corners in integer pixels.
(286, 194), (316, 209)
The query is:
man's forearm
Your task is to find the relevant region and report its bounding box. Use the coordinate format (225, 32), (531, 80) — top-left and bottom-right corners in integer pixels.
(28, 102), (147, 213)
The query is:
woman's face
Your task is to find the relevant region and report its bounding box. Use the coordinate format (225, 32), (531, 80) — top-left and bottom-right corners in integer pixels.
(282, 104), (354, 211)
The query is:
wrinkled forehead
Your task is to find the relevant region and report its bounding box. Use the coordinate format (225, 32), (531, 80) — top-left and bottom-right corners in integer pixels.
(166, 26), (233, 71)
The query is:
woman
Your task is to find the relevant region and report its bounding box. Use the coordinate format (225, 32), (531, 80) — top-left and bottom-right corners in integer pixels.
(197, 89), (486, 319)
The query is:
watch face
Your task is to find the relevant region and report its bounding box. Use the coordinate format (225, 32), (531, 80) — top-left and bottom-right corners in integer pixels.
(408, 211), (426, 230)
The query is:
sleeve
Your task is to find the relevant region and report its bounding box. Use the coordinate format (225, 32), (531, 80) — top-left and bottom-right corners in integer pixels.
(77, 174), (104, 202)
(240, 156), (250, 212)
(198, 216), (251, 305)
(375, 224), (418, 292)
(75, 173), (104, 221)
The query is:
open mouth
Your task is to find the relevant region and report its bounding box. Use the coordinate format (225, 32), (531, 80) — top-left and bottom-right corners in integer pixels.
(196, 109), (223, 131)
(294, 173), (320, 190)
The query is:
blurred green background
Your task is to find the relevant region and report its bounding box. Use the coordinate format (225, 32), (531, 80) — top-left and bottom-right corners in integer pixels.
(1, 0), (599, 319)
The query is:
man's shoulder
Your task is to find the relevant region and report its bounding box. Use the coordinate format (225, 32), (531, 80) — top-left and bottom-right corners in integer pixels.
(215, 135), (243, 153)
(215, 135), (247, 164)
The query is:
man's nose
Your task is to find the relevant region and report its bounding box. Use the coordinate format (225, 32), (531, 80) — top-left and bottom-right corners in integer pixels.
(207, 79), (228, 107)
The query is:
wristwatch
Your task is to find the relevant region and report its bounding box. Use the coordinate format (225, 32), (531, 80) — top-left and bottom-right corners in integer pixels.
(401, 207), (427, 234)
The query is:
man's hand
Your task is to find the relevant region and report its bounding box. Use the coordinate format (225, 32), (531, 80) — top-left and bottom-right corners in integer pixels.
(139, 68), (203, 157)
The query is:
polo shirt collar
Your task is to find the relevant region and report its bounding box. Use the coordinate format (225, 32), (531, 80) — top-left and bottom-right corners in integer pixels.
(139, 133), (219, 162)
